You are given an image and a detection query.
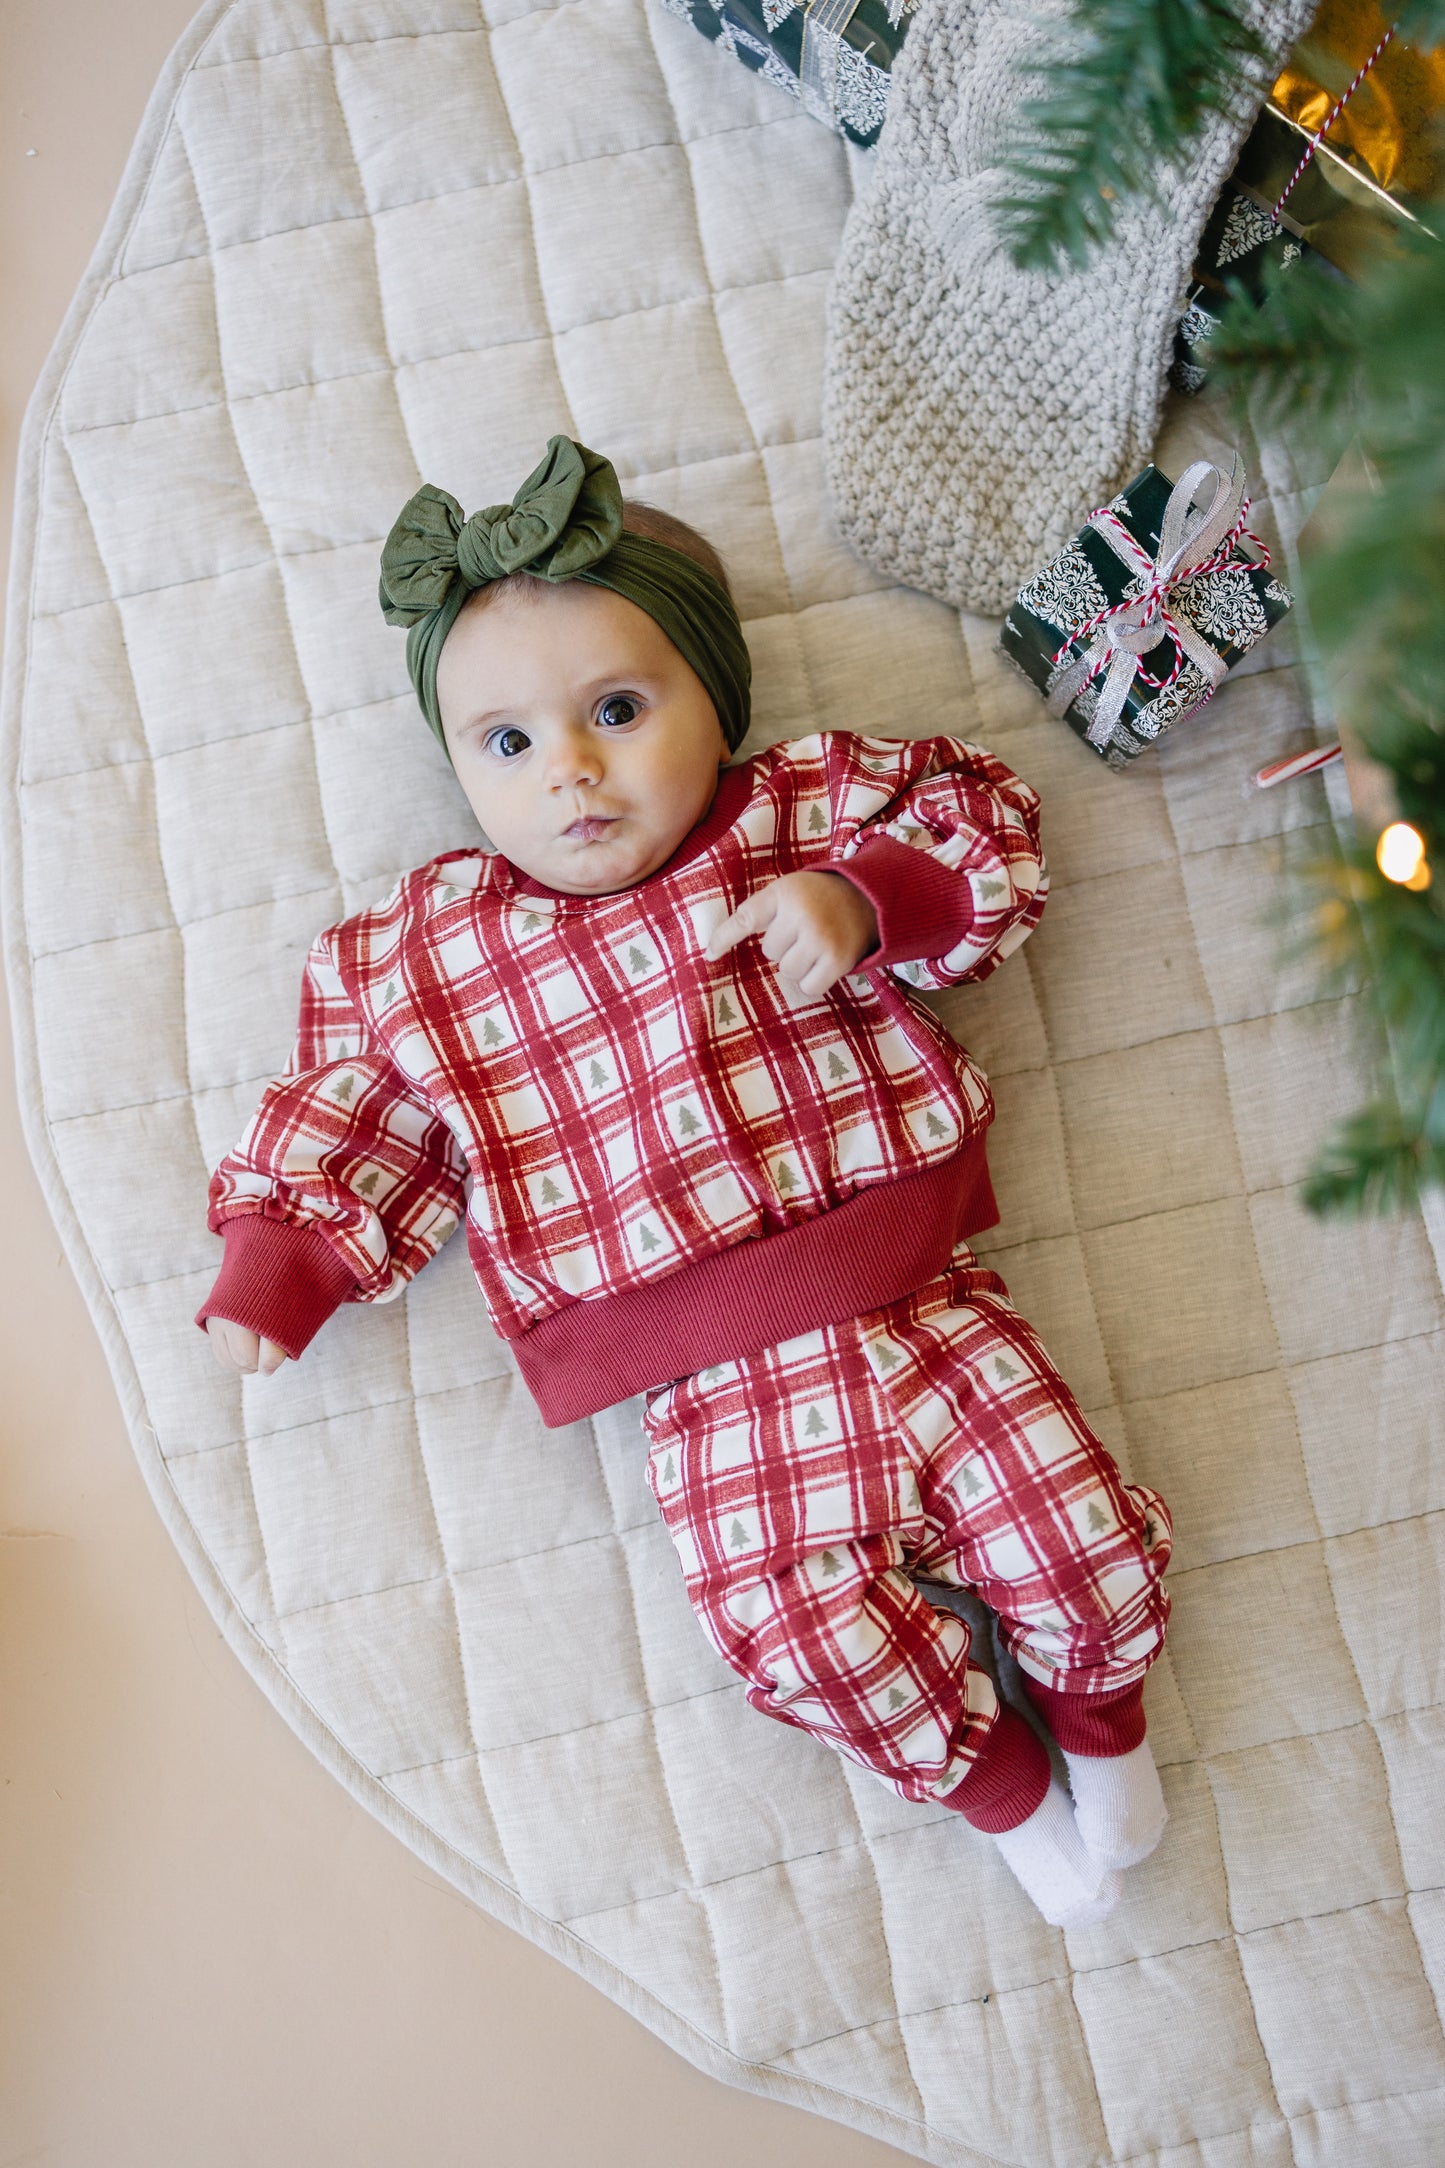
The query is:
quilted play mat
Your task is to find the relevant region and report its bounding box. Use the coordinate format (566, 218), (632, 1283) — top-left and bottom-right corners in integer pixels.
(6, 2), (1445, 2160)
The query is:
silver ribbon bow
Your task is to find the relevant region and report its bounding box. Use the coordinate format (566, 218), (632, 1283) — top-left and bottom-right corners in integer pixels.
(1046, 457), (1248, 749)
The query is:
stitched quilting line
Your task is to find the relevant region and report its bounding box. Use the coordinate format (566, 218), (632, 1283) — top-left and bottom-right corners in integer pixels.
(985, 441), (1348, 2158)
(603, 1476), (733, 2047)
(35, 353), (831, 623)
(395, 1214), (522, 1895)
(77, 142), (299, 1643)
(1202, 644), (1445, 2071)
(21, 747), (1334, 962)
(50, 237), (836, 440)
(113, 104), (817, 274)
(164, 110), (346, 1647)
(1152, 478), (1331, 2164)
(159, 1429), (1445, 1609)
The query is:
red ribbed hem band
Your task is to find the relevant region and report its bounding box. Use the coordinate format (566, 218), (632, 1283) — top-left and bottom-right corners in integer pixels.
(195, 1213), (357, 1358)
(196, 1144), (998, 1422)
(942, 1705), (1052, 1833)
(508, 1142), (998, 1426)
(1022, 1675), (1148, 1757)
(830, 834), (978, 970)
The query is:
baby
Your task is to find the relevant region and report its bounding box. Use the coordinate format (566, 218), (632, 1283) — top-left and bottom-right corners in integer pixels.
(199, 436), (1172, 1928)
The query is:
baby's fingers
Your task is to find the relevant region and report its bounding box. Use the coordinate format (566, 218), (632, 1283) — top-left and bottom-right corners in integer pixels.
(705, 882), (779, 960)
(206, 1317), (288, 1376)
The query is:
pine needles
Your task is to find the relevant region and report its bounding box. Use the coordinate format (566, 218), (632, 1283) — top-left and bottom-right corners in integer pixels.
(1212, 217), (1445, 744)
(1293, 839), (1445, 1214)
(1393, 0), (1445, 47)
(994, 0), (1445, 1214)
(1209, 217), (1445, 1216)
(998, 0), (1267, 271)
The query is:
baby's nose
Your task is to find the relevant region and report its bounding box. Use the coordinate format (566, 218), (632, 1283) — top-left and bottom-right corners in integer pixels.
(546, 729), (601, 789)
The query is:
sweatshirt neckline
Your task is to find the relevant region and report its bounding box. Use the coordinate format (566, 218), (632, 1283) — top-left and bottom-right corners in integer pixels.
(498, 756), (756, 908)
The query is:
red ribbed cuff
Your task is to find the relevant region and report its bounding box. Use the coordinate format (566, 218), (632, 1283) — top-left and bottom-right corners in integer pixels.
(828, 834), (976, 971)
(942, 1704), (1051, 1833)
(195, 1213), (358, 1359)
(1022, 1675), (1148, 1758)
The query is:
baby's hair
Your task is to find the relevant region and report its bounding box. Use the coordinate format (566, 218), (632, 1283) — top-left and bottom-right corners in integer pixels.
(620, 499), (734, 599)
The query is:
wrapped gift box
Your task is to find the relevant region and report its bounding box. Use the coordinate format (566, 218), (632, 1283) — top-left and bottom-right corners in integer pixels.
(659, 0), (913, 149)
(1172, 0), (1442, 392)
(1170, 181), (1326, 395)
(1000, 462), (1294, 770)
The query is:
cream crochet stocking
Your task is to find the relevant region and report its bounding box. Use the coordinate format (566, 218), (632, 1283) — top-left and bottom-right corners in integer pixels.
(823, 0), (1320, 613)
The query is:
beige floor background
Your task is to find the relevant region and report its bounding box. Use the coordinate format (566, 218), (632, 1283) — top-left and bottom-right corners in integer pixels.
(0, 7), (915, 2161)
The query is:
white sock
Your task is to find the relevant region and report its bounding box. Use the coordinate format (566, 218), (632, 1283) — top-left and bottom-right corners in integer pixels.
(1063, 1740), (1167, 1869)
(992, 1782), (1122, 1927)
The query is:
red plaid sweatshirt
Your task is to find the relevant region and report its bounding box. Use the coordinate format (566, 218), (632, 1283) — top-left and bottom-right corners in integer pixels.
(199, 732), (1047, 1425)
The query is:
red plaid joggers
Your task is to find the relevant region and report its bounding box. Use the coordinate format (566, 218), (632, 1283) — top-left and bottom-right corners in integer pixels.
(642, 1240), (1172, 1819)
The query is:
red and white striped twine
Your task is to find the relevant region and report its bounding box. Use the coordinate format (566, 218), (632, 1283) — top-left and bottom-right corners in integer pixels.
(1050, 501), (1270, 698)
(1271, 23), (1396, 224)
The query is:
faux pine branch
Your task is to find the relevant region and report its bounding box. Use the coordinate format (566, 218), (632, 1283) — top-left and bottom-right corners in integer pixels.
(997, 0), (1267, 271)
(1209, 215), (1445, 1216)
(993, 0), (1445, 1215)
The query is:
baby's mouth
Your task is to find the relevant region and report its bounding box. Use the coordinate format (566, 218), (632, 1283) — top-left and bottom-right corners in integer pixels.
(563, 816), (619, 841)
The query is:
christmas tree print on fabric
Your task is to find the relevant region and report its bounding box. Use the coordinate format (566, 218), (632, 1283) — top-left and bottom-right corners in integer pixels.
(629, 1211), (672, 1264)
(670, 1097), (707, 1143)
(575, 1045), (620, 1100)
(610, 930), (663, 984)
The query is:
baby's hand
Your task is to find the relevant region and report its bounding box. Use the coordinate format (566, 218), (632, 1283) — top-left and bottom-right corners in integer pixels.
(706, 869), (879, 1000)
(206, 1317), (290, 1377)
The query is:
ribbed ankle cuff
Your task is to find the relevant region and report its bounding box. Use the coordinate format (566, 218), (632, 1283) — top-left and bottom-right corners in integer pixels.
(943, 1705), (1051, 1833)
(1022, 1675), (1147, 1757)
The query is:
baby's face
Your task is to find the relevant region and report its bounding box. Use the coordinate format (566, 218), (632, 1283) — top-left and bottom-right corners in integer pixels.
(436, 581), (730, 895)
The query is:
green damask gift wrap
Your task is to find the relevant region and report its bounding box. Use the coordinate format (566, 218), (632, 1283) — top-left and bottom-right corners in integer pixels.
(1000, 461), (1294, 771)
(1170, 182), (1322, 395)
(660, 0), (913, 150)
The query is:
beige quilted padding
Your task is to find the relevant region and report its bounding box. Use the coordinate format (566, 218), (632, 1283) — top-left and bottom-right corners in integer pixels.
(5, 3), (1445, 2161)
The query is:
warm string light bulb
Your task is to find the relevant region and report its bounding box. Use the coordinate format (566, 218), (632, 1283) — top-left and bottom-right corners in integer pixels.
(1376, 822), (1431, 891)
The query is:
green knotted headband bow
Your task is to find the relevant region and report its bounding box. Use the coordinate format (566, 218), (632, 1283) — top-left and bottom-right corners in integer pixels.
(378, 436), (751, 759)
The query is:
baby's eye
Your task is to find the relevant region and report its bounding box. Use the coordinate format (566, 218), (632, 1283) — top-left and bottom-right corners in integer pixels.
(598, 694), (640, 729)
(489, 726), (530, 759)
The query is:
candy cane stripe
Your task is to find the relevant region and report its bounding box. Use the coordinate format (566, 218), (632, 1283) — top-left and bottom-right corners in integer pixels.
(1272, 25), (1396, 224)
